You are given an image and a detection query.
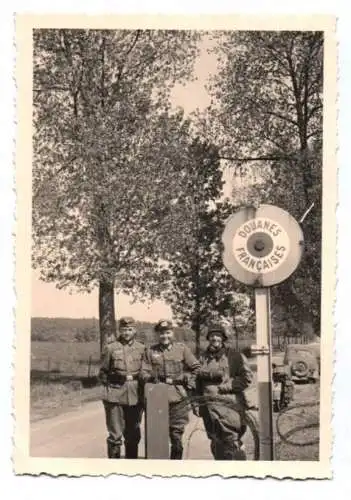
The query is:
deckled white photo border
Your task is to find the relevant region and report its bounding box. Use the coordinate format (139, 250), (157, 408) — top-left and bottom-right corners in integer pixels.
(14, 13), (337, 478)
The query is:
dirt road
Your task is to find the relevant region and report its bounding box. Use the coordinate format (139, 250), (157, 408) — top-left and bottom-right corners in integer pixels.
(31, 401), (107, 458)
(30, 386), (259, 459)
(30, 401), (215, 459)
(30, 363), (319, 461)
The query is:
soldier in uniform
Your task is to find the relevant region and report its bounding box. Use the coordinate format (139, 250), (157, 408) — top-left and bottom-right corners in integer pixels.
(196, 323), (253, 460)
(98, 317), (144, 459)
(140, 320), (200, 459)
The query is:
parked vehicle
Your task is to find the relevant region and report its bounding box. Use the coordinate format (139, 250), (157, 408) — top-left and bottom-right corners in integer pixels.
(241, 347), (295, 413)
(283, 343), (320, 383)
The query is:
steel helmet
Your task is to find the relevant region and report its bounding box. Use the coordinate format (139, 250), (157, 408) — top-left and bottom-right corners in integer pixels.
(206, 323), (228, 341)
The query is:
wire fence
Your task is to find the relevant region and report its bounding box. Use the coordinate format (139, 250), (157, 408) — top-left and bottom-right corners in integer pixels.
(31, 355), (100, 382)
(30, 334), (309, 381)
(275, 401), (320, 447)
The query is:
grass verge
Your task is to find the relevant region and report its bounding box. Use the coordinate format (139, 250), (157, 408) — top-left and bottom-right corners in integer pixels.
(30, 380), (102, 422)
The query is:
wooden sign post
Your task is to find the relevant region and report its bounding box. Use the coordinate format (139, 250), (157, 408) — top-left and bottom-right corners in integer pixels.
(145, 383), (170, 459)
(222, 204), (304, 461)
(254, 287), (274, 460)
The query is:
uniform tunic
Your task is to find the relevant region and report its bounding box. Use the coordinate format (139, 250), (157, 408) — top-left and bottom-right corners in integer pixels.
(197, 346), (253, 460)
(140, 342), (200, 403)
(99, 340), (145, 405)
(99, 339), (145, 451)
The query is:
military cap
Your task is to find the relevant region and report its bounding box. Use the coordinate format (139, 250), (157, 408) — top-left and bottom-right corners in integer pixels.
(119, 316), (136, 328)
(206, 323), (228, 341)
(154, 319), (173, 332)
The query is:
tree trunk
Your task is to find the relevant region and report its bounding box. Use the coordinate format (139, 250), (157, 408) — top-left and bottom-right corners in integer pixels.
(195, 323), (201, 358)
(235, 328), (239, 351)
(99, 279), (116, 353)
(194, 288), (202, 357)
(192, 309), (201, 357)
(232, 311), (240, 351)
(312, 313), (321, 337)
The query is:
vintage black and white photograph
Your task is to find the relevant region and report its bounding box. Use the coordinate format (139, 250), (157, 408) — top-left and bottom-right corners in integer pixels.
(14, 14), (336, 478)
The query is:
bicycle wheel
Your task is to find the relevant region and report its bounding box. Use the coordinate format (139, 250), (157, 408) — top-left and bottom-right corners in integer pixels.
(241, 409), (260, 460)
(180, 395), (260, 460)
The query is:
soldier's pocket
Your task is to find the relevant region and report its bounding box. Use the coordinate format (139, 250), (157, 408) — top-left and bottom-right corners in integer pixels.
(111, 352), (125, 370)
(150, 352), (163, 367)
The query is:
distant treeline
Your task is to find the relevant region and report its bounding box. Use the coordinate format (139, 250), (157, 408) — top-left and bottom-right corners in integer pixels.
(31, 317), (316, 348)
(31, 317), (196, 344)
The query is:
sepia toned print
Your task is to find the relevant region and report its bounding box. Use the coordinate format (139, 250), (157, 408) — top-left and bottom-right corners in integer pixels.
(15, 14), (336, 478)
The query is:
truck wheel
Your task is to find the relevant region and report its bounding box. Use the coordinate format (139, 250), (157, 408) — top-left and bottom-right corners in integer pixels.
(291, 360), (309, 378)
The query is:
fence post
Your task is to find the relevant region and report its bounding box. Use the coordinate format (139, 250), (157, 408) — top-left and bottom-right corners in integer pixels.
(87, 356), (92, 378)
(46, 357), (51, 384)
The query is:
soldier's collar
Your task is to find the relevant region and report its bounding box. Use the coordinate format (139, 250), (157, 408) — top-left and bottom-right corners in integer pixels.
(206, 345), (226, 360)
(159, 342), (173, 351)
(119, 337), (135, 346)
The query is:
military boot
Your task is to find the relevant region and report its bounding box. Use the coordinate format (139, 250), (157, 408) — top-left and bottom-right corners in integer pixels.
(125, 443), (138, 459)
(170, 446), (183, 460)
(107, 441), (121, 459)
(222, 439), (246, 461)
(210, 440), (223, 460)
(233, 444), (247, 461)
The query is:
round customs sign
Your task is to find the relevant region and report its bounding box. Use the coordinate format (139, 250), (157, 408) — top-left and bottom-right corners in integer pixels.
(222, 205), (304, 287)
(232, 218), (290, 274)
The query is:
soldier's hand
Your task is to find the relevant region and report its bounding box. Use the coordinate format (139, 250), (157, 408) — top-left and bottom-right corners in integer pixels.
(98, 372), (108, 386)
(198, 369), (223, 382)
(192, 405), (200, 417)
(218, 382), (232, 394)
(182, 374), (195, 390)
(138, 373), (153, 383)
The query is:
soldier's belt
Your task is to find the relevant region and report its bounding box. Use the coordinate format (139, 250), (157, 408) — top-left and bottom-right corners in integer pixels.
(198, 373), (223, 383)
(108, 373), (139, 384)
(153, 376), (184, 385)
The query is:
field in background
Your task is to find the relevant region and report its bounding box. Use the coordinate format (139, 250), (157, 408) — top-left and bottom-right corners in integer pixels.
(32, 341), (101, 378)
(30, 338), (254, 421)
(31, 317), (310, 402)
(31, 335), (306, 380)
(31, 340), (99, 421)
(30, 331), (310, 421)
(30, 336), (258, 388)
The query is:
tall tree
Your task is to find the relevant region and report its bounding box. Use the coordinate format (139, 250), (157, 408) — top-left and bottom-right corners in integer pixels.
(161, 139), (249, 355)
(201, 31), (323, 335)
(33, 29), (201, 349)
